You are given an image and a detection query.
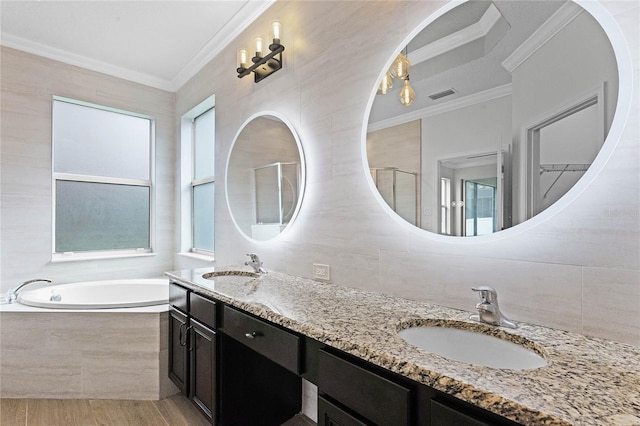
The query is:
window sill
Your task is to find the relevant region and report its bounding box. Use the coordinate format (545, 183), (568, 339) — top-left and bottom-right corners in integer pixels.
(51, 251), (156, 263)
(178, 252), (216, 262)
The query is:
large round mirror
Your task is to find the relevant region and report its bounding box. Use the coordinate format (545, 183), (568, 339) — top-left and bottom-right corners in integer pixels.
(366, 0), (618, 236)
(226, 113), (305, 241)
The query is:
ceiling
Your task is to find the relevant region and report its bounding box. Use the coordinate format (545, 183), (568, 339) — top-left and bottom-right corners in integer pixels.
(369, 0), (569, 127)
(0, 1), (274, 91)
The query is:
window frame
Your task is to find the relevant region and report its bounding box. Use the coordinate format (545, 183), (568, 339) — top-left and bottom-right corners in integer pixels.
(191, 106), (215, 255)
(179, 95), (215, 261)
(51, 96), (156, 262)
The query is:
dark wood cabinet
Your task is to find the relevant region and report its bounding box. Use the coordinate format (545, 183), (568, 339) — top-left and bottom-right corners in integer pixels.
(318, 349), (410, 426)
(168, 306), (189, 394)
(168, 280), (523, 426)
(431, 399), (493, 426)
(318, 396), (368, 426)
(218, 307), (302, 426)
(190, 318), (216, 422)
(168, 283), (217, 424)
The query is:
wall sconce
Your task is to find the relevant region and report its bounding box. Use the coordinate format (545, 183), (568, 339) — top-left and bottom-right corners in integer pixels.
(237, 21), (285, 83)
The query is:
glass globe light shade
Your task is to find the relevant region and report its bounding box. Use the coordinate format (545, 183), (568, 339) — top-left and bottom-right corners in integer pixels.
(377, 72), (393, 95)
(399, 78), (416, 106)
(389, 53), (411, 80)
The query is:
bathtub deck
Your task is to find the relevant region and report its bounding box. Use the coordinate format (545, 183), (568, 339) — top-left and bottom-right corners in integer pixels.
(0, 394), (315, 426)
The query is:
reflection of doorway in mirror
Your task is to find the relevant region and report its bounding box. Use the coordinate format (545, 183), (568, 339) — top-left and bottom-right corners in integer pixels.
(526, 90), (604, 217)
(464, 179), (497, 236)
(437, 150), (506, 236)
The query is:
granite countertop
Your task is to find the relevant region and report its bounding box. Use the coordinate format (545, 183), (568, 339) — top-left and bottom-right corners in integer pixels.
(166, 267), (640, 426)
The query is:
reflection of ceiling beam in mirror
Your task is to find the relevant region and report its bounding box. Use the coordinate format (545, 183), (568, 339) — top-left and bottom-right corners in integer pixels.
(408, 3), (509, 67)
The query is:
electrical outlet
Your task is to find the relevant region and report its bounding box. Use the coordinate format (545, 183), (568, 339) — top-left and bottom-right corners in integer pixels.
(313, 263), (330, 281)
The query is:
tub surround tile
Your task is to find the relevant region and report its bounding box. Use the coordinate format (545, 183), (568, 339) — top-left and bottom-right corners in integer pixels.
(167, 267), (640, 426)
(0, 311), (166, 400)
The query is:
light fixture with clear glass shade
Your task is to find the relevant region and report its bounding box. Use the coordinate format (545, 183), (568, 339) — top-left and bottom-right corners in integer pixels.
(377, 47), (415, 105)
(237, 21), (285, 83)
(389, 52), (411, 80)
(399, 76), (416, 106)
(377, 72), (393, 95)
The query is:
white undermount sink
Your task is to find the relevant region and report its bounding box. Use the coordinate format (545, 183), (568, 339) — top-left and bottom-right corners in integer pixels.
(398, 324), (547, 370)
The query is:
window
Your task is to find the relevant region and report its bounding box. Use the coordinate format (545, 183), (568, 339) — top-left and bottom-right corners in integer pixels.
(191, 107), (215, 253)
(52, 97), (154, 259)
(180, 95), (215, 258)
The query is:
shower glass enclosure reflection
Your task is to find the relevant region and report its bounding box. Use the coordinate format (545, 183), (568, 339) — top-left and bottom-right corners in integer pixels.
(370, 167), (418, 226)
(252, 162), (300, 239)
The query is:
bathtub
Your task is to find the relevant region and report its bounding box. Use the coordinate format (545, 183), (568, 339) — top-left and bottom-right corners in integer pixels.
(1, 278), (177, 399)
(16, 278), (169, 309)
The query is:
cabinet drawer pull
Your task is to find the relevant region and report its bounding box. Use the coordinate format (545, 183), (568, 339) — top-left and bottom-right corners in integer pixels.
(245, 331), (261, 339)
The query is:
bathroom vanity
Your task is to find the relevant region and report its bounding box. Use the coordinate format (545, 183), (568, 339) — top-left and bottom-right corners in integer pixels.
(166, 267), (640, 426)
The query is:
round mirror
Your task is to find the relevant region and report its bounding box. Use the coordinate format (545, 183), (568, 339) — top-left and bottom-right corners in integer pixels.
(226, 113), (305, 241)
(366, 0), (618, 237)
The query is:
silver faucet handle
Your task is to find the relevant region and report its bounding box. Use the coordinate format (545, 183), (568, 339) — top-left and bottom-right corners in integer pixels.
(472, 286), (498, 303)
(246, 253), (260, 264)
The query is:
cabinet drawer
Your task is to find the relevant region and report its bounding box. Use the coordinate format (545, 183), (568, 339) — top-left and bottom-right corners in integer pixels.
(190, 292), (217, 329)
(431, 399), (493, 426)
(318, 350), (410, 426)
(318, 396), (368, 426)
(169, 283), (188, 313)
(222, 306), (300, 374)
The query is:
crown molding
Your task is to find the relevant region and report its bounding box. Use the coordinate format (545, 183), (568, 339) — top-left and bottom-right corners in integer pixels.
(501, 1), (583, 73)
(171, 0), (276, 90)
(1, 0), (276, 92)
(368, 83), (512, 132)
(409, 3), (503, 66)
(1, 34), (174, 91)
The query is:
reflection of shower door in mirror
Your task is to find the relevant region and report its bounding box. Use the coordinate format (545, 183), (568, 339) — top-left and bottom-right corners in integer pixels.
(253, 162), (300, 239)
(370, 168), (418, 226)
(526, 89), (604, 218)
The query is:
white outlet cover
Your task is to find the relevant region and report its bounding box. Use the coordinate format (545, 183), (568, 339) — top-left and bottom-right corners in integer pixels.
(313, 263), (330, 281)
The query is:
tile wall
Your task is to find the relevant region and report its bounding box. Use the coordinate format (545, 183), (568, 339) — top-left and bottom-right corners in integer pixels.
(174, 0), (639, 346)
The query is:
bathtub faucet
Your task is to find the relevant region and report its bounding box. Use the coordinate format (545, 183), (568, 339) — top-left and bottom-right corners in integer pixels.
(5, 279), (52, 304)
(245, 253), (267, 274)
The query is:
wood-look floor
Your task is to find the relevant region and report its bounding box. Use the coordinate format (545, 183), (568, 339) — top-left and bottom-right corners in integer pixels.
(0, 394), (315, 426)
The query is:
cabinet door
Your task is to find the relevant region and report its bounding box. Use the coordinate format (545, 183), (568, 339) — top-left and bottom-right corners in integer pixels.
(318, 396), (368, 426)
(168, 307), (189, 394)
(190, 318), (216, 423)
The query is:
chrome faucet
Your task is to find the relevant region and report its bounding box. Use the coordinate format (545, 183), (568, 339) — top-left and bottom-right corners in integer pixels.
(469, 286), (516, 328)
(5, 279), (52, 304)
(245, 253), (267, 274)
